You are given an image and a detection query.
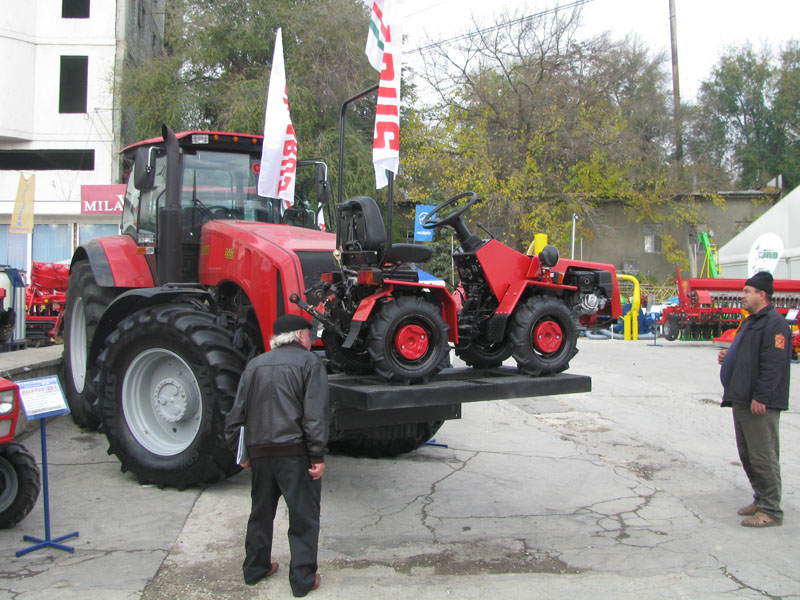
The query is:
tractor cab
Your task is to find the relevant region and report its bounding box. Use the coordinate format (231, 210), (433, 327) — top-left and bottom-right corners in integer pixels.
(122, 131), (331, 283)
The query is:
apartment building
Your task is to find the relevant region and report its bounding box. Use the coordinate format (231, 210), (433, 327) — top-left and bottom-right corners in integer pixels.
(0, 0), (164, 274)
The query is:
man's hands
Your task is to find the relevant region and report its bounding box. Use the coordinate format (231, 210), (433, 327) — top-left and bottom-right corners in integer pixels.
(308, 462), (325, 480)
(751, 399), (767, 415)
(717, 349), (728, 365)
(240, 459), (251, 468)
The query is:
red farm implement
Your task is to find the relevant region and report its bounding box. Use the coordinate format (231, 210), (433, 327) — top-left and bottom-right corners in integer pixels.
(658, 268), (800, 344)
(25, 262), (68, 344)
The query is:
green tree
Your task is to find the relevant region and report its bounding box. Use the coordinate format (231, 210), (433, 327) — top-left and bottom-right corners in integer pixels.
(689, 41), (800, 189)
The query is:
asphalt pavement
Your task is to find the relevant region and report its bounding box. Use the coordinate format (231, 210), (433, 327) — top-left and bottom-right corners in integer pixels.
(1, 339), (798, 600)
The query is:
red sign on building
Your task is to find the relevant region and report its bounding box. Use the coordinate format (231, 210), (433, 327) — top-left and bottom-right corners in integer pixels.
(81, 184), (126, 214)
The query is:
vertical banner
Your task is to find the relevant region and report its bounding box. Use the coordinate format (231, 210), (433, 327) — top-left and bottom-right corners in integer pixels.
(258, 28), (298, 211)
(10, 173), (34, 234)
(413, 204), (435, 242)
(366, 0), (402, 189)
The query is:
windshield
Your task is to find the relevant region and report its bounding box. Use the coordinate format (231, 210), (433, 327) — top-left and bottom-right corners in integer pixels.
(179, 150), (322, 230)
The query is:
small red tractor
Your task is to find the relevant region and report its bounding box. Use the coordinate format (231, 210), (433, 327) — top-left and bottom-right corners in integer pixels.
(0, 377), (41, 529)
(295, 191), (621, 382)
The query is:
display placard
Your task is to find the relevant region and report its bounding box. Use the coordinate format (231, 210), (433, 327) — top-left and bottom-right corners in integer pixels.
(18, 376), (70, 420)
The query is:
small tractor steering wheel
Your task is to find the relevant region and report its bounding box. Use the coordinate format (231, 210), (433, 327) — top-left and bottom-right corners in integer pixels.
(421, 191), (479, 229)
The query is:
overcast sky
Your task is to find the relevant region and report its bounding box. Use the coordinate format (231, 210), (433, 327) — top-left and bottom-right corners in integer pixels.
(398, 0), (800, 102)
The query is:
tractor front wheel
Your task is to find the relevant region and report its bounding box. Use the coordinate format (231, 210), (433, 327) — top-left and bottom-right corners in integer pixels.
(367, 296), (449, 384)
(322, 330), (372, 375)
(455, 335), (511, 369)
(63, 260), (118, 429)
(0, 442), (41, 529)
(97, 304), (244, 488)
(510, 296), (578, 376)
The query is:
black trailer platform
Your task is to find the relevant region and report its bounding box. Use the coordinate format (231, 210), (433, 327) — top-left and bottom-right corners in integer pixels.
(328, 367), (591, 411)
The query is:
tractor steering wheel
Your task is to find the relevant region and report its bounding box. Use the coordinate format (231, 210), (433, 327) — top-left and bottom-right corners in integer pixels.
(421, 191), (479, 230)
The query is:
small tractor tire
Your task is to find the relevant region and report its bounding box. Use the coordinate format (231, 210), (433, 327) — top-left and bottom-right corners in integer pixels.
(0, 442), (41, 529)
(455, 336), (512, 369)
(510, 295), (578, 376)
(663, 314), (680, 341)
(367, 296), (450, 384)
(329, 421), (443, 458)
(321, 330), (372, 375)
(63, 260), (118, 429)
(97, 304), (244, 488)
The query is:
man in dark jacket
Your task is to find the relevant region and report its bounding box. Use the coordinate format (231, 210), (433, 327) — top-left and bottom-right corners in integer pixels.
(718, 271), (791, 527)
(225, 314), (330, 596)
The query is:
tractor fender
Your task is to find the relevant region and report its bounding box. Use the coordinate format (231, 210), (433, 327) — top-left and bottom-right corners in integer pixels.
(87, 286), (214, 374)
(485, 280), (577, 344)
(73, 238), (155, 289)
(342, 282), (459, 349)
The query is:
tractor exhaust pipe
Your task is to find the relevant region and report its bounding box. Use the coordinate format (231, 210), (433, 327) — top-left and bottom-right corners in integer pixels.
(159, 124), (183, 285)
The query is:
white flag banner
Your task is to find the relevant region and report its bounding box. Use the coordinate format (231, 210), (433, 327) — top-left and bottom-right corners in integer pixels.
(365, 0), (388, 71)
(366, 0), (402, 189)
(317, 205), (326, 231)
(258, 28), (297, 210)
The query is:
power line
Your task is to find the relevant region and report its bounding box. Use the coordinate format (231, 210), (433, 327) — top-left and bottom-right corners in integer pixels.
(406, 0), (596, 55)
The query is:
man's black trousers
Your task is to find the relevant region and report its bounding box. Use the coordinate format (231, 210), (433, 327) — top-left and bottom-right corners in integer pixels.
(244, 455), (321, 595)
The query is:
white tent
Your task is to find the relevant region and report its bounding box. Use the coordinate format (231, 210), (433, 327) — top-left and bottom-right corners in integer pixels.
(718, 185), (800, 279)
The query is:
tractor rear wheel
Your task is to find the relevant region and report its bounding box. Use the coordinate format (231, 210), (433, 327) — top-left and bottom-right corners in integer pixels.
(0, 442), (41, 529)
(97, 304), (244, 488)
(329, 421), (443, 458)
(63, 260), (118, 429)
(322, 330), (372, 375)
(510, 296), (577, 376)
(367, 296), (450, 384)
(663, 314), (680, 341)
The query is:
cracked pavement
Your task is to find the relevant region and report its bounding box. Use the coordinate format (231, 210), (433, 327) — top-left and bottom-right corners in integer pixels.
(1, 339), (798, 599)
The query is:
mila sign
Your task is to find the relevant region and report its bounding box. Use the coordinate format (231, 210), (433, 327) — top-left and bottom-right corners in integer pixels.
(81, 184), (126, 214)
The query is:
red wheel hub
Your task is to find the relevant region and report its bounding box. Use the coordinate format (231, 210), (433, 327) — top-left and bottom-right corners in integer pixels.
(532, 320), (563, 353)
(394, 324), (429, 360)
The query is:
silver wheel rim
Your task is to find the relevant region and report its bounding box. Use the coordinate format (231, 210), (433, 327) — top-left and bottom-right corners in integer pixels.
(68, 296), (87, 393)
(0, 455), (18, 513)
(122, 349), (202, 456)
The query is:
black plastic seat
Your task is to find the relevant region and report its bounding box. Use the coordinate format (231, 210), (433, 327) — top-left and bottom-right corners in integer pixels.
(384, 243), (432, 264)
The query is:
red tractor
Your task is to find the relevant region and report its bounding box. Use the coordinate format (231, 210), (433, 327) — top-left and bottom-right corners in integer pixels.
(0, 377), (41, 529)
(296, 190), (621, 382)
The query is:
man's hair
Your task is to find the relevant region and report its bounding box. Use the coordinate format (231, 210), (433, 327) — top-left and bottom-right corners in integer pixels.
(270, 329), (304, 348)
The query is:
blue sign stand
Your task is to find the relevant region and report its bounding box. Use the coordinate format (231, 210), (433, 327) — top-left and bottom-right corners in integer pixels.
(15, 377), (78, 557)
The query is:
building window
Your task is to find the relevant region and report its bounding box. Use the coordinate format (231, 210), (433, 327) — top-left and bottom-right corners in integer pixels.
(0, 150), (94, 171)
(643, 223), (663, 254)
(62, 0), (90, 18)
(33, 225), (72, 263)
(59, 56), (88, 113)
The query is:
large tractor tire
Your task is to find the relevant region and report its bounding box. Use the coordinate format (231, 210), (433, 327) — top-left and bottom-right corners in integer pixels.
(662, 314), (680, 341)
(510, 295), (578, 376)
(0, 442), (41, 529)
(63, 260), (118, 429)
(330, 421), (443, 458)
(321, 329), (372, 375)
(96, 304), (244, 488)
(367, 296), (450, 384)
(455, 335), (512, 369)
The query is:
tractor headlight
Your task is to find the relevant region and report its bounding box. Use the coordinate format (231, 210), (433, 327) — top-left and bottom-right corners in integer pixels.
(0, 389), (15, 415)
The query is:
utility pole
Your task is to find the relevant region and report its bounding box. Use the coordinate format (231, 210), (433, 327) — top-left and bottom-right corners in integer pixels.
(669, 0), (683, 162)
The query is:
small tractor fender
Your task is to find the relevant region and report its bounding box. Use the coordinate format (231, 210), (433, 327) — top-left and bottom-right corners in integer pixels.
(87, 286), (214, 372)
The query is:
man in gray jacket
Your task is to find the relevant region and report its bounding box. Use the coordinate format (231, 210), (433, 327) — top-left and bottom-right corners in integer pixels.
(718, 271), (791, 527)
(226, 314), (330, 596)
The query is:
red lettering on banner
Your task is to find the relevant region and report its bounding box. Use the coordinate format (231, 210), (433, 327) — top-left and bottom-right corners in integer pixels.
(374, 122), (399, 151)
(380, 53), (394, 81)
(283, 138), (298, 156)
(376, 104), (398, 116)
(278, 158), (297, 192)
